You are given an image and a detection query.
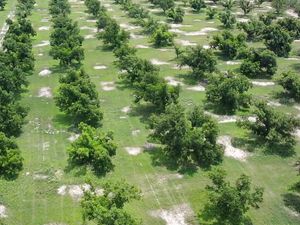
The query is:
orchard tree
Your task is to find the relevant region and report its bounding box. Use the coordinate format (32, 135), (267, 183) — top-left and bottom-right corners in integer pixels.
(206, 72), (252, 113)
(222, 0), (235, 10)
(263, 24), (292, 57)
(237, 18), (265, 41)
(0, 0), (7, 11)
(219, 10), (236, 28)
(81, 180), (141, 225)
(210, 30), (246, 59)
(277, 17), (300, 40)
(254, 0), (265, 7)
(159, 0), (175, 12)
(49, 0), (71, 17)
(127, 3), (149, 19)
(272, 0), (286, 14)
(84, 0), (103, 17)
(0, 132), (23, 180)
(150, 24), (174, 47)
(190, 0), (206, 12)
(68, 123), (117, 174)
(167, 7), (185, 23)
(179, 45), (217, 78)
(206, 7), (218, 19)
(96, 10), (111, 30)
(240, 49), (277, 78)
(239, 0), (254, 15)
(259, 12), (276, 25)
(150, 104), (223, 168)
(200, 168), (264, 225)
(276, 71), (300, 101)
(238, 101), (300, 150)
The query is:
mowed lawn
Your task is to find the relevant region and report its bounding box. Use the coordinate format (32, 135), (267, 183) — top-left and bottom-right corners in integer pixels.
(0, 0), (299, 224)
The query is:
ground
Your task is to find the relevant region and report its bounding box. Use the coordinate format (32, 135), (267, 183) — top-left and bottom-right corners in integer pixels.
(0, 0), (300, 224)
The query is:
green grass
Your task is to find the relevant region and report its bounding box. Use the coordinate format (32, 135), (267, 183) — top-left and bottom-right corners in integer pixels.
(0, 0), (300, 224)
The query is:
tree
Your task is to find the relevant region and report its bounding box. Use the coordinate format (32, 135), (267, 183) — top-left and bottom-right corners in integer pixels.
(206, 7), (218, 19)
(49, 0), (71, 17)
(158, 0), (175, 12)
(222, 0), (235, 10)
(84, 0), (103, 17)
(150, 24), (174, 47)
(179, 45), (217, 78)
(0, 0), (7, 11)
(240, 49), (277, 78)
(150, 104), (223, 168)
(239, 0), (254, 15)
(259, 12), (276, 25)
(55, 69), (103, 127)
(254, 0), (265, 7)
(190, 0), (206, 12)
(0, 132), (23, 180)
(81, 180), (141, 225)
(263, 24), (292, 57)
(211, 30), (246, 59)
(277, 17), (300, 40)
(167, 7), (185, 23)
(206, 72), (252, 113)
(200, 168), (264, 225)
(272, 0), (286, 14)
(68, 123), (117, 174)
(237, 18), (265, 41)
(219, 10), (236, 29)
(276, 71), (300, 101)
(238, 101), (300, 150)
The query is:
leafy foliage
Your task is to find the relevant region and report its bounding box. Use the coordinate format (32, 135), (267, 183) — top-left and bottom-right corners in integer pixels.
(167, 7), (185, 23)
(277, 17), (300, 40)
(239, 0), (254, 15)
(0, 0), (7, 10)
(276, 71), (300, 101)
(150, 24), (174, 47)
(206, 7), (218, 19)
(219, 10), (236, 29)
(237, 18), (265, 41)
(84, 0), (104, 17)
(190, 0), (206, 12)
(49, 0), (71, 17)
(272, 0), (286, 14)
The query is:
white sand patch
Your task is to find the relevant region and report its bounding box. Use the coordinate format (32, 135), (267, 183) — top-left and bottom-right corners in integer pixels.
(121, 106), (131, 113)
(286, 9), (298, 18)
(144, 142), (157, 150)
(41, 18), (49, 23)
(169, 28), (185, 34)
(136, 44), (149, 49)
(252, 81), (275, 86)
(294, 129), (300, 139)
(55, 170), (63, 179)
(267, 101), (282, 107)
(207, 21), (215, 24)
(204, 111), (238, 123)
(150, 204), (193, 225)
(38, 53), (44, 56)
(159, 49), (169, 52)
(100, 82), (115, 91)
(0, 205), (7, 218)
(248, 116), (257, 123)
(33, 173), (49, 180)
(84, 34), (95, 39)
(165, 76), (184, 86)
(132, 129), (140, 136)
(203, 45), (210, 49)
(177, 39), (196, 46)
(186, 84), (205, 91)
(57, 185), (67, 195)
(58, 184), (91, 201)
(237, 18), (250, 23)
(130, 33), (145, 39)
(170, 24), (192, 28)
(286, 57), (300, 61)
(80, 26), (97, 32)
(294, 105), (300, 111)
(68, 134), (80, 142)
(294, 40), (300, 43)
(38, 87), (52, 98)
(125, 147), (142, 155)
(34, 40), (50, 47)
(93, 65), (107, 70)
(193, 19), (201, 22)
(39, 26), (50, 31)
(226, 61), (241, 65)
(86, 19), (97, 23)
(151, 59), (170, 65)
(120, 23), (140, 31)
(149, 8), (162, 12)
(172, 65), (190, 70)
(39, 69), (52, 77)
(217, 136), (249, 161)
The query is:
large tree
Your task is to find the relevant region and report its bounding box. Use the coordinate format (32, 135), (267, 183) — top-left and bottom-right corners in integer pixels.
(84, 0), (103, 17)
(150, 104), (223, 168)
(200, 168), (264, 225)
(49, 0), (71, 17)
(237, 18), (265, 41)
(276, 71), (300, 101)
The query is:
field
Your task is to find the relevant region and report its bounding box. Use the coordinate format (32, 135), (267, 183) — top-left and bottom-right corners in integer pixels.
(0, 0), (300, 224)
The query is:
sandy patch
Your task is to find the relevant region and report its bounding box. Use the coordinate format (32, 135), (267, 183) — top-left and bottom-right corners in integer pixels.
(33, 173), (49, 180)
(80, 26), (97, 32)
(151, 59), (170, 65)
(125, 147), (142, 155)
(57, 184), (91, 201)
(165, 76), (184, 86)
(267, 101), (282, 107)
(136, 44), (149, 49)
(132, 130), (140, 136)
(170, 28), (185, 34)
(120, 23), (140, 31)
(150, 204), (193, 225)
(170, 24), (192, 28)
(251, 81), (275, 86)
(186, 84), (205, 91)
(86, 19), (97, 23)
(39, 69), (52, 77)
(286, 9), (298, 18)
(172, 65), (190, 70)
(286, 58), (300, 61)
(130, 33), (145, 39)
(41, 18), (49, 23)
(34, 40), (50, 47)
(93, 65), (107, 70)
(39, 26), (50, 31)
(68, 134), (80, 142)
(226, 61), (241, 65)
(100, 82), (115, 91)
(84, 34), (95, 39)
(237, 18), (250, 23)
(184, 27), (218, 36)
(217, 136), (249, 161)
(0, 205), (7, 218)
(121, 106), (131, 113)
(203, 45), (210, 49)
(38, 87), (52, 98)
(294, 129), (300, 139)
(205, 111), (238, 123)
(177, 39), (196, 46)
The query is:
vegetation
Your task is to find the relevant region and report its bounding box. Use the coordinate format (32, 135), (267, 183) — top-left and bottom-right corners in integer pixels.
(150, 24), (174, 47)
(167, 6), (185, 23)
(0, 0), (7, 10)
(276, 71), (300, 101)
(219, 10), (236, 29)
(239, 0), (254, 15)
(190, 0), (206, 12)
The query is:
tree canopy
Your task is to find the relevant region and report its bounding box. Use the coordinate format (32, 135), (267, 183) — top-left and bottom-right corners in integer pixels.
(276, 71), (300, 101)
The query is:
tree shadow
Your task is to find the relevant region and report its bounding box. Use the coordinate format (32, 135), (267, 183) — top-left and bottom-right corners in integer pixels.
(64, 161), (110, 178)
(292, 63), (300, 72)
(129, 104), (157, 124)
(283, 193), (300, 214)
(52, 113), (74, 129)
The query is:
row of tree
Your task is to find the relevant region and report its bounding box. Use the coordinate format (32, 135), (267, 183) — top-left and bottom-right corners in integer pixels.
(0, 0), (36, 180)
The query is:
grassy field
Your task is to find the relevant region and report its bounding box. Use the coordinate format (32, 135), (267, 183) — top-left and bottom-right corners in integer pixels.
(0, 0), (300, 224)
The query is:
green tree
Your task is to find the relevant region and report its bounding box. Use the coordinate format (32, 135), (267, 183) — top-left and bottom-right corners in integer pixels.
(0, 0), (7, 10)
(179, 45), (217, 78)
(272, 0), (286, 14)
(84, 0), (103, 17)
(49, 0), (71, 17)
(68, 123), (117, 174)
(200, 168), (264, 225)
(254, 0), (265, 7)
(0, 132), (23, 180)
(263, 24), (292, 57)
(240, 49), (277, 78)
(277, 17), (300, 40)
(206, 72), (252, 113)
(150, 24), (174, 47)
(276, 71), (300, 101)
(222, 0), (235, 10)
(239, 0), (254, 15)
(81, 180), (141, 225)
(237, 18), (265, 41)
(206, 7), (218, 19)
(150, 104), (223, 167)
(219, 10), (236, 28)
(238, 101), (300, 150)
(159, 0), (175, 12)
(167, 7), (185, 23)
(190, 0), (206, 12)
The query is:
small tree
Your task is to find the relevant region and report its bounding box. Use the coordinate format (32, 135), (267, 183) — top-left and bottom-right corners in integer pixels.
(0, 132), (23, 180)
(237, 18), (265, 41)
(277, 17), (300, 40)
(238, 101), (300, 150)
(239, 0), (254, 15)
(240, 49), (277, 78)
(200, 168), (264, 225)
(150, 25), (174, 47)
(206, 72), (252, 113)
(263, 24), (292, 57)
(81, 180), (141, 224)
(254, 0), (265, 7)
(159, 0), (175, 12)
(206, 7), (218, 19)
(84, 0), (103, 17)
(68, 123), (117, 174)
(222, 0), (235, 10)
(179, 45), (217, 78)
(276, 71), (300, 101)
(219, 10), (236, 28)
(272, 0), (286, 14)
(190, 0), (206, 12)
(49, 0), (71, 17)
(167, 7), (185, 23)
(0, 0), (7, 11)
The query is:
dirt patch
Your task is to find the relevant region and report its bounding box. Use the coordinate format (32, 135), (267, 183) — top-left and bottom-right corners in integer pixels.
(0, 205), (7, 218)
(252, 81), (275, 86)
(217, 136), (249, 161)
(125, 147), (142, 155)
(151, 59), (170, 65)
(150, 203), (193, 225)
(84, 34), (95, 39)
(38, 87), (52, 98)
(136, 44), (149, 49)
(41, 18), (49, 23)
(172, 65), (190, 70)
(294, 129), (300, 139)
(170, 28), (185, 34)
(68, 134), (80, 142)
(226, 61), (241, 65)
(177, 39), (196, 46)
(237, 18), (249, 23)
(100, 82), (115, 91)
(267, 101), (282, 107)
(170, 24), (192, 28)
(57, 184), (91, 201)
(80, 26), (97, 32)
(86, 19), (97, 23)
(121, 106), (131, 113)
(34, 40), (50, 47)
(39, 69), (52, 77)
(94, 65), (107, 70)
(33, 173), (49, 180)
(120, 23), (140, 31)
(286, 57), (300, 61)
(132, 129), (140, 136)
(205, 111), (238, 123)
(165, 76), (184, 86)
(38, 26), (50, 31)
(186, 84), (205, 91)
(286, 9), (298, 18)
(130, 33), (145, 39)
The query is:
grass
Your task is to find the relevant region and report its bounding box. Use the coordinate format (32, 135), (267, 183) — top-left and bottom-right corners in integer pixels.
(0, 0), (300, 224)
